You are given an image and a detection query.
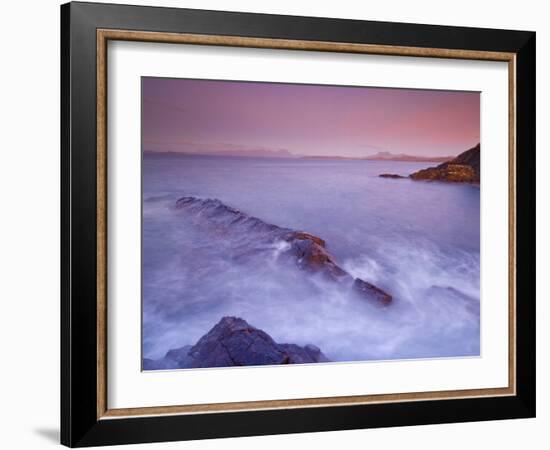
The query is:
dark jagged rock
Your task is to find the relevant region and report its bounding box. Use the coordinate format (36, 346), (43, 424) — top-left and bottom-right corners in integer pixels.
(446, 144), (480, 178)
(409, 144), (480, 183)
(353, 279), (393, 306)
(143, 317), (330, 370)
(175, 196), (392, 305)
(285, 232), (348, 281)
(278, 343), (330, 364)
(379, 173), (406, 179)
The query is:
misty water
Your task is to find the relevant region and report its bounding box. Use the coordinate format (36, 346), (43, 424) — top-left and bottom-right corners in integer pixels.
(142, 153), (480, 364)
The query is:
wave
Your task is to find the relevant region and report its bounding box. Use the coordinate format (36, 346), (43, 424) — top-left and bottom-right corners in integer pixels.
(174, 196), (391, 306)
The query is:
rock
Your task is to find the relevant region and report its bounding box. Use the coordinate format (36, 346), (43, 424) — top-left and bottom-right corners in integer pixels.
(379, 173), (406, 179)
(291, 231), (326, 247)
(279, 344), (331, 363)
(175, 196), (391, 306)
(142, 358), (159, 370)
(353, 279), (392, 306)
(410, 164), (478, 182)
(164, 345), (194, 367)
(143, 317), (331, 370)
(187, 317), (286, 367)
(409, 144), (480, 183)
(426, 285), (479, 316)
(283, 233), (349, 281)
(142, 345), (193, 370)
(448, 144), (480, 178)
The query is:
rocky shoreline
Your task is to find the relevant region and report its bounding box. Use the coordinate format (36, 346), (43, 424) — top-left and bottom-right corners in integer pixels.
(379, 143), (480, 183)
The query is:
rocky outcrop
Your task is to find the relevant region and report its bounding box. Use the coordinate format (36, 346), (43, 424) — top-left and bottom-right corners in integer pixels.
(143, 316), (330, 370)
(175, 196), (392, 306)
(379, 173), (406, 179)
(409, 164), (478, 182)
(409, 144), (480, 183)
(378, 144), (480, 183)
(353, 279), (392, 306)
(446, 143), (480, 177)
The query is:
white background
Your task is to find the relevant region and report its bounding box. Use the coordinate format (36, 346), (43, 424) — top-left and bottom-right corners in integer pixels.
(0, 0), (546, 449)
(108, 41), (509, 409)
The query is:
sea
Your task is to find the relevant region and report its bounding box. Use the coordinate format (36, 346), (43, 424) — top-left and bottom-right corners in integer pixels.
(142, 153), (480, 363)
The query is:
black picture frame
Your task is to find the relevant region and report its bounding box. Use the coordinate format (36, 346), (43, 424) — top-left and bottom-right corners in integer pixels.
(61, 1), (536, 447)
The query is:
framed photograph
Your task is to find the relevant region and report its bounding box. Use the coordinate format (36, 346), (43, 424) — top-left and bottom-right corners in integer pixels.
(61, 2), (536, 447)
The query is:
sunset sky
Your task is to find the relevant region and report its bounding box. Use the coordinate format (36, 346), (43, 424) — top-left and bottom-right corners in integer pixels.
(142, 77), (480, 158)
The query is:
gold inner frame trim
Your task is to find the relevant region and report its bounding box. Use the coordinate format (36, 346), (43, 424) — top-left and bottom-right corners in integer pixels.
(96, 28), (517, 420)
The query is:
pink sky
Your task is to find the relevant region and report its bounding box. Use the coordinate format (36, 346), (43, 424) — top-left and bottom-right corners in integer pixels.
(142, 77), (480, 158)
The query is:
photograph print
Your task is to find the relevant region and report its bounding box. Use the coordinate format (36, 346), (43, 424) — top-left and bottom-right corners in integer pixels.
(141, 77), (481, 371)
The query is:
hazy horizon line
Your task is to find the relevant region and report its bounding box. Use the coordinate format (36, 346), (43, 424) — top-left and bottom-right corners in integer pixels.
(142, 148), (467, 161)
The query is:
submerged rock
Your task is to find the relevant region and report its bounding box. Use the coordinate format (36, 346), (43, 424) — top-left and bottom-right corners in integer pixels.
(379, 173), (407, 179)
(175, 196), (392, 306)
(353, 279), (393, 306)
(426, 285), (480, 316)
(143, 345), (193, 370)
(284, 232), (348, 280)
(143, 316), (330, 370)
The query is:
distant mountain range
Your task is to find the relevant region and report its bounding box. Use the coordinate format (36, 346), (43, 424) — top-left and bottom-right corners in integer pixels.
(144, 149), (455, 162)
(363, 151), (454, 163)
(144, 148), (295, 158)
